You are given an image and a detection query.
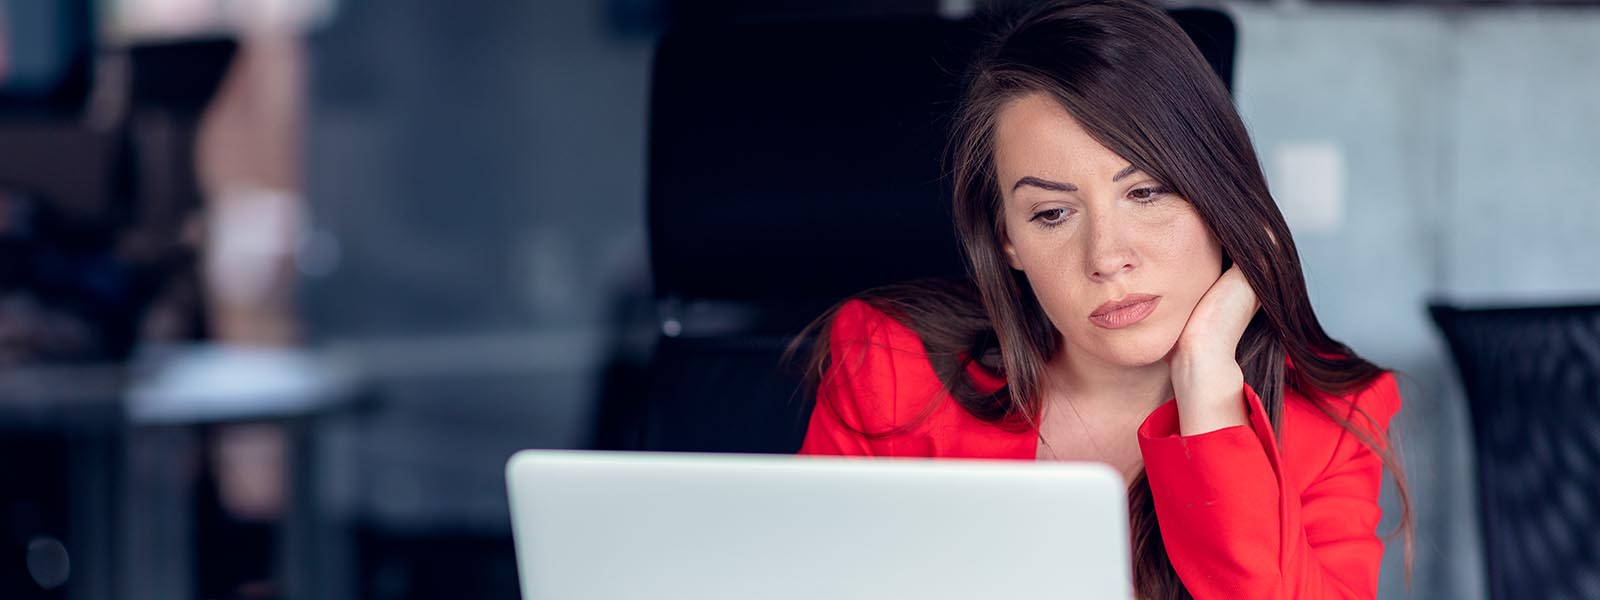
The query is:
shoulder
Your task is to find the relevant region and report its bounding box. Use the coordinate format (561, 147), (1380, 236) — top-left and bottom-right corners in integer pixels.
(821, 300), (953, 434)
(1284, 370), (1401, 436)
(1280, 369), (1402, 477)
(1353, 371), (1402, 428)
(828, 299), (924, 357)
(826, 299), (942, 390)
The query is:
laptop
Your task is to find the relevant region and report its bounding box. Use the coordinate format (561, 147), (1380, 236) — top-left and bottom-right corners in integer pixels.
(505, 450), (1133, 600)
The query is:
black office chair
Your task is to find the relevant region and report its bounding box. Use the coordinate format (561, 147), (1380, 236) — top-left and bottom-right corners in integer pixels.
(599, 9), (1237, 454)
(1429, 302), (1600, 600)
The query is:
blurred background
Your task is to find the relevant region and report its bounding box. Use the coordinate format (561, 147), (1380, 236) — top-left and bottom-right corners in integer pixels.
(1, 0), (1596, 599)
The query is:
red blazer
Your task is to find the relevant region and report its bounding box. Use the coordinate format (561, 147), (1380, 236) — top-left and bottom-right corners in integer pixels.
(798, 300), (1400, 599)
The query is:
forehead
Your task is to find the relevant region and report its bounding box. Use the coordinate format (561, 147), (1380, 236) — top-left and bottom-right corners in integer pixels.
(992, 93), (1127, 181)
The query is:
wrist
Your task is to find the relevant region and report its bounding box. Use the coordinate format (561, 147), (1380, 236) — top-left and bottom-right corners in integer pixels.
(1171, 356), (1247, 436)
(1169, 344), (1241, 389)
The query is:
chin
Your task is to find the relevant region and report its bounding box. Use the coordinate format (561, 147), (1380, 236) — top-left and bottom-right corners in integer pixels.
(1091, 327), (1181, 367)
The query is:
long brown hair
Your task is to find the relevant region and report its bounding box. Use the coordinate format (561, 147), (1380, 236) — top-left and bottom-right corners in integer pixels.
(786, 1), (1414, 597)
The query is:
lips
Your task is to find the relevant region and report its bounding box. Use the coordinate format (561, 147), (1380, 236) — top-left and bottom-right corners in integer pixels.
(1089, 294), (1161, 329)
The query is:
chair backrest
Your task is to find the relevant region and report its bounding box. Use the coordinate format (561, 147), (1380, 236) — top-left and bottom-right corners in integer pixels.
(1429, 301), (1600, 600)
(613, 9), (1236, 454)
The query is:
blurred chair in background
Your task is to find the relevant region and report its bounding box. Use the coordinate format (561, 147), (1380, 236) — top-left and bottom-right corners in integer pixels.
(1430, 301), (1600, 600)
(592, 8), (1236, 454)
(595, 16), (983, 454)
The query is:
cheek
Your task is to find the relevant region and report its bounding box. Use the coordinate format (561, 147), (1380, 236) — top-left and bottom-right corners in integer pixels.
(1146, 210), (1224, 303)
(1005, 236), (1089, 328)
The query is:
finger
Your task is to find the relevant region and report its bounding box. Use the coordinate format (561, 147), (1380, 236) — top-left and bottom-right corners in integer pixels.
(1222, 264), (1260, 316)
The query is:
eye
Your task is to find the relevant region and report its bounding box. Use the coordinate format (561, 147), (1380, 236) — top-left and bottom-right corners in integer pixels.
(1129, 186), (1171, 204)
(1029, 207), (1072, 229)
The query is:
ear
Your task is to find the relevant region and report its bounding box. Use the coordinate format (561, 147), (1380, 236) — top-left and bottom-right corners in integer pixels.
(1001, 237), (1024, 271)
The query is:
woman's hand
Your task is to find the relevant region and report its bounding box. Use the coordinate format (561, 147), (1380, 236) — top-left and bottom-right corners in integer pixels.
(1166, 264), (1261, 435)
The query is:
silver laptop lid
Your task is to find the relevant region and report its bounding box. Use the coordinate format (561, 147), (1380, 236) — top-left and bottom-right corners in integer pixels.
(506, 450), (1132, 600)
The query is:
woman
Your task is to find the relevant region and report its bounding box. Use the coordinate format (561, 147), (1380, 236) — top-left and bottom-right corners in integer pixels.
(790, 1), (1414, 598)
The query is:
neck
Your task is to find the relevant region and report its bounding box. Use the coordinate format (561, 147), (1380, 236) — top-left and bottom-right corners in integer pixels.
(1043, 345), (1174, 417)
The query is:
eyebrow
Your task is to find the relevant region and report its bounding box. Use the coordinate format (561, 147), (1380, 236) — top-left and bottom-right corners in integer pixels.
(1011, 164), (1140, 193)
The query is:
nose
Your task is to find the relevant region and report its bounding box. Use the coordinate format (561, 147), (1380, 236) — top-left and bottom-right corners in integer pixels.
(1083, 211), (1137, 281)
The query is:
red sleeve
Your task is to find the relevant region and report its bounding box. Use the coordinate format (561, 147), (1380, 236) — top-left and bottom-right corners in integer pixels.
(1137, 372), (1401, 599)
(795, 300), (933, 457)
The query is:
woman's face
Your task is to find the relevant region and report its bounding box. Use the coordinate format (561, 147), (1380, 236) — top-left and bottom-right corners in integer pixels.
(994, 93), (1223, 370)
